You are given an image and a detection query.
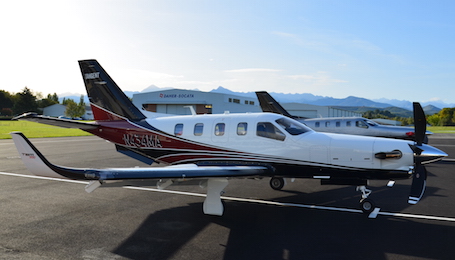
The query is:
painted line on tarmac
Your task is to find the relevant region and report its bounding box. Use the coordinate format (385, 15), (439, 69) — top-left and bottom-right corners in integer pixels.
(2, 171), (455, 222)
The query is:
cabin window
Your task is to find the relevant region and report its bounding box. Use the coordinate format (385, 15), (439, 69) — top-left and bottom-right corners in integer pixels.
(237, 122), (248, 135)
(174, 124), (183, 136)
(315, 122), (320, 127)
(214, 123), (225, 136)
(256, 122), (286, 141)
(194, 123), (204, 136)
(325, 122), (330, 127)
(346, 121), (351, 127)
(336, 122), (340, 127)
(356, 120), (368, 129)
(276, 117), (310, 135)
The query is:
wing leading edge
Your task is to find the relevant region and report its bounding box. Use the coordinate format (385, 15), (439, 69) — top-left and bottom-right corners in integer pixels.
(13, 113), (99, 130)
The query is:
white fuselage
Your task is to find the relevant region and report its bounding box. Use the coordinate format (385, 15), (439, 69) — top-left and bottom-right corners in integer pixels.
(148, 112), (415, 172)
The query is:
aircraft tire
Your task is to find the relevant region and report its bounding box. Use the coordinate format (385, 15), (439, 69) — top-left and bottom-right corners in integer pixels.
(270, 177), (285, 190)
(360, 198), (375, 214)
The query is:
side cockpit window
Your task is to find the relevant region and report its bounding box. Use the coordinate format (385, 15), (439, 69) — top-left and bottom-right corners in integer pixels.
(256, 122), (286, 141)
(356, 120), (368, 129)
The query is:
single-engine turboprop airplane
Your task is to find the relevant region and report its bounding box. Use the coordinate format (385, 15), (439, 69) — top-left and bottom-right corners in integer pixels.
(256, 91), (433, 143)
(11, 59), (447, 216)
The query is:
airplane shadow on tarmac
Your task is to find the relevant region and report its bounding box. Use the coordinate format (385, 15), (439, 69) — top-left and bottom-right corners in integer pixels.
(113, 178), (454, 260)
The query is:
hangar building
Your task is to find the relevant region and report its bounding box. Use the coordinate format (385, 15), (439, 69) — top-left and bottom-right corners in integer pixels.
(132, 89), (261, 115)
(132, 89), (361, 118)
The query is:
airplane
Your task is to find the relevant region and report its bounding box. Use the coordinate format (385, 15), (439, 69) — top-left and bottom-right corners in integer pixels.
(11, 59), (447, 216)
(256, 91), (432, 143)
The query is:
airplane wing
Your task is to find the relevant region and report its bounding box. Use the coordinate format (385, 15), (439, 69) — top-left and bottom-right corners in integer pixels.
(13, 113), (99, 130)
(11, 132), (269, 181)
(10, 132), (269, 215)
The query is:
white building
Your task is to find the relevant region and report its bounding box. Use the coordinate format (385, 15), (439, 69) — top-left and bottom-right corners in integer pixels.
(42, 104), (94, 120)
(132, 89), (361, 118)
(133, 89), (261, 115)
(281, 103), (362, 118)
(42, 104), (66, 117)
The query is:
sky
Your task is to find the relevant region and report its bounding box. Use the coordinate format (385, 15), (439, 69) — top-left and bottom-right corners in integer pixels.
(1, 0), (455, 104)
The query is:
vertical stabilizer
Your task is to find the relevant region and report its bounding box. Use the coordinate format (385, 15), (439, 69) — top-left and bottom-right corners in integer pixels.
(255, 91), (295, 118)
(78, 59), (146, 121)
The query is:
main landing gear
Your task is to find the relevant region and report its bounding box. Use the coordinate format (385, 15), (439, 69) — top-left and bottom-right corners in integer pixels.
(357, 185), (375, 214)
(270, 177), (285, 190)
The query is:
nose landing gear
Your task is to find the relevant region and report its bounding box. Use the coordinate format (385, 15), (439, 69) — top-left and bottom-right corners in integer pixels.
(357, 185), (376, 214)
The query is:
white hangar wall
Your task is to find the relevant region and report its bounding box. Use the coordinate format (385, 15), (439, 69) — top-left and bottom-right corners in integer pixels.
(132, 89), (261, 115)
(282, 103), (362, 118)
(132, 89), (361, 118)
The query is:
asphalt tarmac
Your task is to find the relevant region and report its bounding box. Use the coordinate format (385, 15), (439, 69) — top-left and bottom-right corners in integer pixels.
(0, 134), (454, 260)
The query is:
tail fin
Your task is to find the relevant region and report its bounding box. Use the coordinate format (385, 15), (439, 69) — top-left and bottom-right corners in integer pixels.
(255, 91), (306, 119)
(78, 59), (146, 121)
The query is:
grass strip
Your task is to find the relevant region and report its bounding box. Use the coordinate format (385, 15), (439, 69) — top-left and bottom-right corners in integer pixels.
(0, 121), (93, 139)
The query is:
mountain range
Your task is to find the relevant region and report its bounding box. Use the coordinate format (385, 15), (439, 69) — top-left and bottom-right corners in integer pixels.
(59, 86), (452, 116)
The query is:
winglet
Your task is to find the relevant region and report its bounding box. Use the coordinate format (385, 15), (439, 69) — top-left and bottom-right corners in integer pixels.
(11, 132), (66, 178)
(10, 132), (88, 180)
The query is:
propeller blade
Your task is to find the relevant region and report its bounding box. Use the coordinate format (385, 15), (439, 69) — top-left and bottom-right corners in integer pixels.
(413, 102), (427, 146)
(408, 163), (427, 204)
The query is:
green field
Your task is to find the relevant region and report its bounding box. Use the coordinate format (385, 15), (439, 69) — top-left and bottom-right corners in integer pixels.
(427, 126), (455, 133)
(0, 121), (93, 139)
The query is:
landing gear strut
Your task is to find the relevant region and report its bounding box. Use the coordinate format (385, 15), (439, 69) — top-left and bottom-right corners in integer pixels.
(356, 185), (375, 214)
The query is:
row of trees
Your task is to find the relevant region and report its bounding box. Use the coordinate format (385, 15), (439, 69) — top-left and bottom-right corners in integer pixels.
(427, 108), (455, 126)
(0, 87), (86, 118)
(362, 109), (414, 126)
(363, 108), (455, 126)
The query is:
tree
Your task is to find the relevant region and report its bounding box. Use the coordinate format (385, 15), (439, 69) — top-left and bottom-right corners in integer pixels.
(0, 90), (14, 110)
(12, 87), (38, 115)
(64, 95), (85, 118)
(37, 93), (59, 108)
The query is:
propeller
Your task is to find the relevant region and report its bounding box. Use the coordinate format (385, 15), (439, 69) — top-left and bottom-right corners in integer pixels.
(408, 102), (427, 204)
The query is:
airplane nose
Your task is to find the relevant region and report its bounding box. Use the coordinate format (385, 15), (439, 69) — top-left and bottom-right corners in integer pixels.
(412, 144), (448, 164)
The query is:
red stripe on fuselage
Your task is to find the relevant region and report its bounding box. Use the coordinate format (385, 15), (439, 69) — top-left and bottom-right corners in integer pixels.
(87, 105), (235, 154)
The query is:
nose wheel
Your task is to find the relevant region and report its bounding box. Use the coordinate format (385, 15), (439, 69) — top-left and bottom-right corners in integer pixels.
(357, 186), (375, 214)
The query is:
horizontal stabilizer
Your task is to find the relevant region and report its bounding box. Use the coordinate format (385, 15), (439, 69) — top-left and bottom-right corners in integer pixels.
(13, 113), (99, 130)
(11, 132), (269, 181)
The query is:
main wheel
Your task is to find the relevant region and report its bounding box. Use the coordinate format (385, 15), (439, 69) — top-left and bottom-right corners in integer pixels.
(270, 177), (285, 190)
(360, 198), (375, 214)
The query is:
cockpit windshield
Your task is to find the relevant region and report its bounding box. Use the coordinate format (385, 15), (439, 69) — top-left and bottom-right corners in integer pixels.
(275, 117), (311, 135)
(364, 119), (378, 126)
